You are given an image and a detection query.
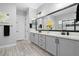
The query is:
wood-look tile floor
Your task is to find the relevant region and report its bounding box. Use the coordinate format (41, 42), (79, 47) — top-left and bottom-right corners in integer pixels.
(0, 40), (51, 56)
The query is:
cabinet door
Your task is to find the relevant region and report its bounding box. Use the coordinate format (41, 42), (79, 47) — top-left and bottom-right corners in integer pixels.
(30, 33), (39, 45)
(59, 39), (74, 56)
(34, 34), (38, 45)
(30, 33), (35, 42)
(73, 40), (79, 56)
(46, 36), (56, 55)
(38, 34), (46, 49)
(39, 40), (46, 49)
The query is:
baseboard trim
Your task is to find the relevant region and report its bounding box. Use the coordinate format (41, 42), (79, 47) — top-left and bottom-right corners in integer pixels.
(0, 43), (16, 48)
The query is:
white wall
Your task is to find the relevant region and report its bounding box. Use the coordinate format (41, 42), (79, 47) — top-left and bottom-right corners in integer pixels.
(37, 3), (73, 17)
(29, 8), (37, 23)
(0, 3), (16, 46)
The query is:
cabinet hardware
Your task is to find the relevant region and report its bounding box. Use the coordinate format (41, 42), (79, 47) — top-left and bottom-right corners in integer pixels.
(55, 39), (59, 44)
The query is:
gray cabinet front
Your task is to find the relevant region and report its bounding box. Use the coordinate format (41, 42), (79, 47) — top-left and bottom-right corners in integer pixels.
(46, 36), (56, 55)
(30, 33), (38, 45)
(34, 34), (39, 45)
(58, 38), (74, 56)
(30, 33), (35, 42)
(73, 40), (79, 56)
(38, 34), (46, 49)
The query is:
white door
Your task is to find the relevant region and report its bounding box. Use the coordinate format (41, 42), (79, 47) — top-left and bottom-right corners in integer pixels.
(25, 10), (30, 40)
(16, 15), (25, 40)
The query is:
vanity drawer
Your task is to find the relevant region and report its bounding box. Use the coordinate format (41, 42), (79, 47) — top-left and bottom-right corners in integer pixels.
(39, 34), (45, 39)
(38, 34), (46, 49)
(39, 41), (45, 49)
(39, 38), (45, 43)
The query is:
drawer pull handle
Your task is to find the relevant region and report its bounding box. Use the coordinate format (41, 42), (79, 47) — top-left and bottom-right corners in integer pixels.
(55, 39), (59, 44)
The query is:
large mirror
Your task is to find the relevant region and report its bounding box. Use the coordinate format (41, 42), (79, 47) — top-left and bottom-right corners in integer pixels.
(36, 3), (79, 32)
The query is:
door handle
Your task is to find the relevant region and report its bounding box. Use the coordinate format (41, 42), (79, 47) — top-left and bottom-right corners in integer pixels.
(55, 38), (59, 44)
(33, 34), (35, 36)
(16, 31), (19, 32)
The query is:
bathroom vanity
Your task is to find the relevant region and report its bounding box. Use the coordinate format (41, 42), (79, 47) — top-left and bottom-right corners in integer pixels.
(30, 31), (79, 56)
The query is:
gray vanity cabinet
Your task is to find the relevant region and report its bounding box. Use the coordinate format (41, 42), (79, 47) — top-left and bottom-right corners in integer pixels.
(30, 33), (38, 45)
(38, 34), (46, 49)
(46, 36), (56, 55)
(58, 38), (74, 56)
(30, 32), (79, 56)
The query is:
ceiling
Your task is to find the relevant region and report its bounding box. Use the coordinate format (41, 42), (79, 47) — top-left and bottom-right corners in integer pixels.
(16, 3), (43, 11)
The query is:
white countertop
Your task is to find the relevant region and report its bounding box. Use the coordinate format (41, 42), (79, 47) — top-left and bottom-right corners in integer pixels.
(46, 32), (79, 41)
(30, 31), (79, 41)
